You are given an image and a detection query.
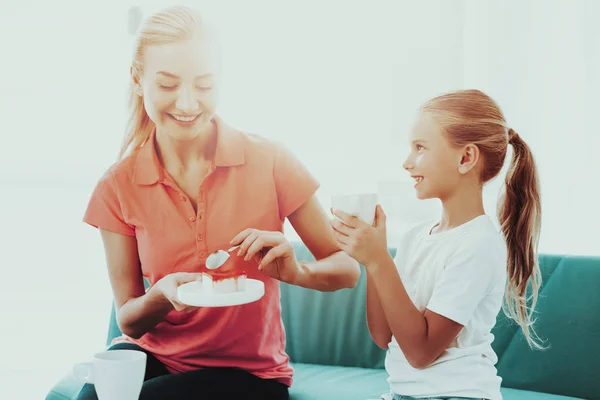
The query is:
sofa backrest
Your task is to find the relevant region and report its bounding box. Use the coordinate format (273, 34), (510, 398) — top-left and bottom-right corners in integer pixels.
(279, 243), (390, 369)
(105, 242), (600, 399)
(489, 254), (600, 399)
(283, 243), (600, 400)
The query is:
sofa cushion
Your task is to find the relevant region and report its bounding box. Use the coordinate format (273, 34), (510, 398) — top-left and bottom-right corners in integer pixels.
(499, 388), (583, 400)
(45, 373), (81, 400)
(289, 363), (388, 399)
(289, 363), (583, 400)
(47, 366), (584, 400)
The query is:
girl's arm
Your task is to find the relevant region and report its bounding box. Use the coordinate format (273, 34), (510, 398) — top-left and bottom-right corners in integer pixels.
(330, 206), (463, 368)
(368, 254), (463, 368)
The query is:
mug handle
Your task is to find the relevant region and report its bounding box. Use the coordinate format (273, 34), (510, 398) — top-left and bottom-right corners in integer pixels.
(72, 362), (94, 383)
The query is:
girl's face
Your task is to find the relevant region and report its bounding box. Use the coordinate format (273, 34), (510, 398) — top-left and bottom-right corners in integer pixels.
(402, 113), (468, 201)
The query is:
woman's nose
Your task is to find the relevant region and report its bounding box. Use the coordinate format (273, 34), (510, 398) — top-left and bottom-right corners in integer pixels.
(175, 87), (198, 113)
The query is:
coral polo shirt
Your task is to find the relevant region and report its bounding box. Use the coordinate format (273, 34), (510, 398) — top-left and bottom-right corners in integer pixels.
(83, 117), (319, 386)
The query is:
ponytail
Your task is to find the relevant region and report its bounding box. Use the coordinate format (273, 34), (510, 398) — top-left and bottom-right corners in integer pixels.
(119, 77), (154, 159)
(498, 128), (544, 349)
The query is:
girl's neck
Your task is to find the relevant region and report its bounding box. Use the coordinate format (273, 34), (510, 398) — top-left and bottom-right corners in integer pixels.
(435, 183), (486, 234)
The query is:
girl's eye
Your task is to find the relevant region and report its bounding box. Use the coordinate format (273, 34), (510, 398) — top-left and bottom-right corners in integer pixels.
(416, 144), (424, 151)
(196, 86), (212, 91)
(160, 85), (177, 90)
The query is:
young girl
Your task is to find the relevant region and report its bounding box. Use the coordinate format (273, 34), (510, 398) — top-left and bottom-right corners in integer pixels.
(331, 89), (542, 400)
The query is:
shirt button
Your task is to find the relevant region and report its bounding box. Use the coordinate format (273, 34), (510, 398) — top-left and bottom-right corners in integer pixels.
(189, 216), (196, 222)
(198, 213), (203, 220)
(197, 235), (204, 241)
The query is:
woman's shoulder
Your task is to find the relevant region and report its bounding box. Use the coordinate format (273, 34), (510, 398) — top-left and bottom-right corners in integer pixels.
(237, 131), (303, 168)
(239, 131), (285, 154)
(93, 152), (139, 188)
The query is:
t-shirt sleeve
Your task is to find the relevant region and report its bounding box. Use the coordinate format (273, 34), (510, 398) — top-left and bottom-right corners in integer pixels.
(83, 169), (135, 236)
(272, 142), (320, 220)
(426, 244), (500, 326)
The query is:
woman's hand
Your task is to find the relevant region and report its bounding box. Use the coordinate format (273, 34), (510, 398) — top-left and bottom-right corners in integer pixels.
(153, 272), (203, 312)
(329, 205), (389, 268)
(230, 229), (302, 284)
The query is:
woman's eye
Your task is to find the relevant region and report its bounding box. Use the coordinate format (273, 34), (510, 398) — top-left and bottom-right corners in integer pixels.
(196, 85), (212, 91)
(416, 144), (424, 151)
(160, 84), (177, 90)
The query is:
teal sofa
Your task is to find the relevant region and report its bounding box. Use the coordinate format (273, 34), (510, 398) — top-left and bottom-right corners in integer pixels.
(47, 242), (600, 400)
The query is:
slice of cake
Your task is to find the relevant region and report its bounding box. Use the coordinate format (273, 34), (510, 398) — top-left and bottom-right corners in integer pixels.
(201, 270), (247, 294)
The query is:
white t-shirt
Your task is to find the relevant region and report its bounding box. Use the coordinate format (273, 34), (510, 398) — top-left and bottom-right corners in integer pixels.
(385, 215), (507, 400)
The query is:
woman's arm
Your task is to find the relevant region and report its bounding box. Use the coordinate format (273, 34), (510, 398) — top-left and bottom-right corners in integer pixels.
(100, 229), (199, 339)
(365, 269), (392, 349)
(287, 195), (361, 291)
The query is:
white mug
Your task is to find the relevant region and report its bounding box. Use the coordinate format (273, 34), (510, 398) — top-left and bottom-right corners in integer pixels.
(73, 349), (146, 400)
(331, 193), (379, 225)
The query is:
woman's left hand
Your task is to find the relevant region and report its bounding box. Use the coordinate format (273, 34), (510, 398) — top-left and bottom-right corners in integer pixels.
(330, 205), (389, 268)
(230, 229), (301, 284)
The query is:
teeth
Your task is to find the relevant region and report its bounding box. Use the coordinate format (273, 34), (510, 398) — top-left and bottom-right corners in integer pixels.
(171, 114), (198, 122)
(414, 177), (423, 182)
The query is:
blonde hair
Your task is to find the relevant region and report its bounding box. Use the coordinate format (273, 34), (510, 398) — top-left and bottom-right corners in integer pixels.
(119, 6), (212, 159)
(422, 89), (544, 349)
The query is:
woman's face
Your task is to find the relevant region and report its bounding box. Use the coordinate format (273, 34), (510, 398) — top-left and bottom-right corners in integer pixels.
(134, 34), (221, 140)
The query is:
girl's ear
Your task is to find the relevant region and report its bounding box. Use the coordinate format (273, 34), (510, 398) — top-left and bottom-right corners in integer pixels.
(457, 144), (480, 175)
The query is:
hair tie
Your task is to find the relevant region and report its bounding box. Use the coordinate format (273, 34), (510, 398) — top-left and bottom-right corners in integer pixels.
(508, 128), (519, 144)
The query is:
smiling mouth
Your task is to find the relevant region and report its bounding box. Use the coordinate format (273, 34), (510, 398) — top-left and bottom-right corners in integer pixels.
(412, 176), (424, 186)
(169, 113), (200, 123)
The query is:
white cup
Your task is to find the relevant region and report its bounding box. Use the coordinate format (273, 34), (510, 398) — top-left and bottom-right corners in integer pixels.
(73, 349), (146, 400)
(331, 193), (379, 225)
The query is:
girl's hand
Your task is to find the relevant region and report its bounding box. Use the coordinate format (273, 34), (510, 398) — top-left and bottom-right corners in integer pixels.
(330, 205), (389, 267)
(230, 229), (301, 285)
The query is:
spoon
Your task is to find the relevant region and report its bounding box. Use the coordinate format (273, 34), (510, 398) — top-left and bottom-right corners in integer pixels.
(205, 245), (240, 270)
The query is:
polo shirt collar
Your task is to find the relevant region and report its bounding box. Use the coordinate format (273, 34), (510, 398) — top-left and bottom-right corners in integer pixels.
(133, 116), (245, 186)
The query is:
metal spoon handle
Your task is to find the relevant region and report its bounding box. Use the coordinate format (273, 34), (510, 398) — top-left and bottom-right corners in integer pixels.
(227, 245), (240, 253)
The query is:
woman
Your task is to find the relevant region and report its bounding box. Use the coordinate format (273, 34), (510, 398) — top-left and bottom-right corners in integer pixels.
(78, 6), (360, 400)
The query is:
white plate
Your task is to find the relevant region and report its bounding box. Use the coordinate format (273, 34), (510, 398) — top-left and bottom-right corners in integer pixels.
(177, 279), (265, 307)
